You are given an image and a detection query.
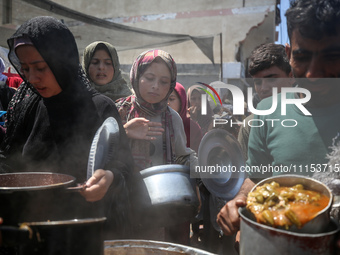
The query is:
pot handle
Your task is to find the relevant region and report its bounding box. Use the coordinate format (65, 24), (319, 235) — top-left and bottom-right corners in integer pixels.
(66, 183), (87, 192)
(0, 225), (31, 247)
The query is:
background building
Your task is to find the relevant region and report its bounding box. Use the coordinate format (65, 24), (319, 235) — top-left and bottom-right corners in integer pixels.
(0, 0), (282, 92)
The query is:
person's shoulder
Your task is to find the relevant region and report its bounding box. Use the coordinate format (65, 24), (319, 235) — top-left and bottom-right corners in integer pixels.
(169, 107), (186, 126)
(92, 93), (116, 105)
(168, 107), (181, 120)
(255, 92), (293, 111)
(92, 93), (119, 114)
(256, 96), (273, 109)
(244, 113), (254, 122)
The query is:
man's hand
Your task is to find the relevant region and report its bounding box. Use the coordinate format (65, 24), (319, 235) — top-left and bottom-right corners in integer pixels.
(216, 178), (255, 235)
(217, 195), (247, 235)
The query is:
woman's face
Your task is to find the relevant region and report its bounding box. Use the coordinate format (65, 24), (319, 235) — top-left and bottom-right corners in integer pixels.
(16, 45), (62, 98)
(88, 49), (114, 86)
(190, 90), (201, 108)
(138, 60), (171, 104)
(168, 90), (181, 113)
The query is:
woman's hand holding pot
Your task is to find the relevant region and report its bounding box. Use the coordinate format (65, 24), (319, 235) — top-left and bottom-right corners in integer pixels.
(80, 169), (113, 202)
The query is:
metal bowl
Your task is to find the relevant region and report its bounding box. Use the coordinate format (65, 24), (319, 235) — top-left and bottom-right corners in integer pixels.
(248, 174), (333, 234)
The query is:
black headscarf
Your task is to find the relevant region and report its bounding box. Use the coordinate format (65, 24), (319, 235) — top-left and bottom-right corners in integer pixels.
(3, 16), (104, 181)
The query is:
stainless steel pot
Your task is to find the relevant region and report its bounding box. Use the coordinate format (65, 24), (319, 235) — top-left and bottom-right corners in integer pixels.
(239, 175), (339, 255)
(239, 207), (339, 255)
(130, 164), (199, 227)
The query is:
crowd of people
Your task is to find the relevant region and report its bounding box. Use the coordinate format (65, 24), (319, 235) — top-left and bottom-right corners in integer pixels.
(0, 0), (340, 254)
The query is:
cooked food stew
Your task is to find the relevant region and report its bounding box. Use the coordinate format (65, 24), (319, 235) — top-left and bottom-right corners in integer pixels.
(246, 181), (329, 229)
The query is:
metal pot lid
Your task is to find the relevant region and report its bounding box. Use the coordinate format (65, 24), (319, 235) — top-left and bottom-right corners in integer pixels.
(198, 129), (246, 200)
(87, 117), (119, 179)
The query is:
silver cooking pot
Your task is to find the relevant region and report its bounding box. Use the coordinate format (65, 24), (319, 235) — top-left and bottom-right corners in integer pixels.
(239, 175), (339, 255)
(130, 164), (199, 228)
(239, 207), (339, 255)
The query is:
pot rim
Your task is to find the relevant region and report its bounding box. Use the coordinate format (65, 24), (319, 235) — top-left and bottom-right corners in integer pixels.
(104, 239), (216, 254)
(139, 164), (190, 178)
(20, 217), (107, 226)
(239, 207), (339, 237)
(247, 174), (334, 233)
(0, 172), (75, 192)
(250, 174), (333, 213)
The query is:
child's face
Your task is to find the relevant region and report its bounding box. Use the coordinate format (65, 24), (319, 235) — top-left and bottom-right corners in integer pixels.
(190, 90), (201, 108)
(168, 90), (181, 113)
(138, 60), (171, 104)
(88, 49), (114, 86)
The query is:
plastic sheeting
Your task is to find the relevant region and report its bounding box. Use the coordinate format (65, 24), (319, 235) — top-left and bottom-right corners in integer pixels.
(23, 0), (216, 63)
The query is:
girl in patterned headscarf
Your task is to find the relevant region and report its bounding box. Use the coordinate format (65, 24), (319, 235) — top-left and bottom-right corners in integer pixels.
(116, 49), (196, 172)
(116, 49), (198, 242)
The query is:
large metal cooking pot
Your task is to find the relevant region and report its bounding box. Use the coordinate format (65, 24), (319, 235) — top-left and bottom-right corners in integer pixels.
(239, 207), (339, 255)
(130, 164), (199, 228)
(0, 172), (101, 225)
(1, 217), (106, 255)
(238, 175), (339, 255)
(104, 239), (216, 255)
(249, 175), (333, 233)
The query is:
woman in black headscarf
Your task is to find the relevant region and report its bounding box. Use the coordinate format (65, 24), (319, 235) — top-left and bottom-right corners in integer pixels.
(2, 16), (133, 238)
